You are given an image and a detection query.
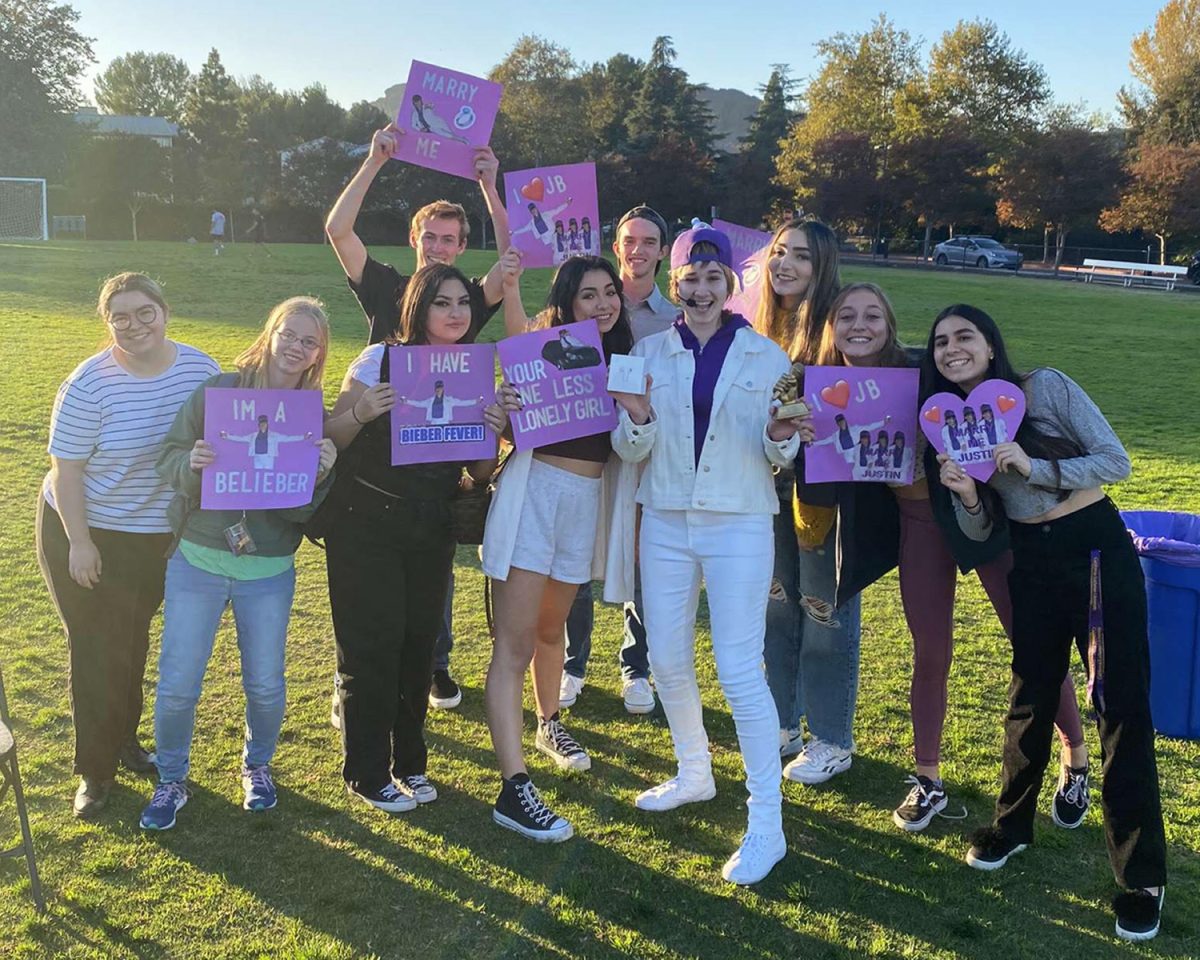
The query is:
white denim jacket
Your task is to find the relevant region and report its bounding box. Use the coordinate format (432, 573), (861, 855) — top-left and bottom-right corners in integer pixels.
(611, 323), (799, 514)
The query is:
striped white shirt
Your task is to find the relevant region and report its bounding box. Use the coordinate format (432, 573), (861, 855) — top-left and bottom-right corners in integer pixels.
(43, 342), (220, 533)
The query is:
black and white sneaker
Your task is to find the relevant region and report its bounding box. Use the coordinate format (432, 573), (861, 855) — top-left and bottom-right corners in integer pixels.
(493, 773), (573, 842)
(428, 670), (462, 710)
(395, 774), (438, 804)
(1114, 888), (1164, 942)
(1051, 764), (1090, 829)
(892, 775), (948, 832)
(965, 826), (1028, 871)
(536, 713), (591, 771)
(348, 781), (417, 814)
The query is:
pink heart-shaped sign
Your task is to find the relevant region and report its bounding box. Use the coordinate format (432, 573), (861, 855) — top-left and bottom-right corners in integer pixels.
(820, 379), (850, 409)
(520, 177), (545, 202)
(919, 379), (1026, 482)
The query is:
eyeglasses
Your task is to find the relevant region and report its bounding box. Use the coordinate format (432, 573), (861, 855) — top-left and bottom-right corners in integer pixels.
(275, 328), (321, 352)
(106, 305), (161, 330)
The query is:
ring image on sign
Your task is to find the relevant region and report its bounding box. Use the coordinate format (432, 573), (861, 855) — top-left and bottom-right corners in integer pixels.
(920, 378), (1026, 482)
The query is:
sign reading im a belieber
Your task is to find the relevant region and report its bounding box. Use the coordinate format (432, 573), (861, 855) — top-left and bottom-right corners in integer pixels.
(504, 162), (600, 268)
(713, 219), (772, 322)
(497, 318), (617, 452)
(803, 366), (921, 485)
(394, 60), (503, 180)
(389, 343), (497, 465)
(202, 388), (323, 510)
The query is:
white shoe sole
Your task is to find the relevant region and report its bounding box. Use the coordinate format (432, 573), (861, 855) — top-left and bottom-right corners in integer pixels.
(1051, 801), (1088, 829)
(536, 739), (592, 772)
(140, 792), (188, 831)
(722, 844), (786, 885)
(965, 843), (1027, 870)
(635, 782), (717, 812)
(893, 797), (948, 832)
(349, 788), (416, 814)
(623, 697), (655, 715)
(428, 690), (462, 710)
(783, 755), (851, 784)
(492, 809), (574, 843)
(1115, 920), (1161, 942)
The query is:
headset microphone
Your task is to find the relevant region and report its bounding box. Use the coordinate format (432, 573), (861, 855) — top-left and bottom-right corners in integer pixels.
(682, 297), (699, 307)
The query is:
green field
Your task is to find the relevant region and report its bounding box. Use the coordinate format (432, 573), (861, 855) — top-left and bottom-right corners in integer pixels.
(0, 240), (1197, 960)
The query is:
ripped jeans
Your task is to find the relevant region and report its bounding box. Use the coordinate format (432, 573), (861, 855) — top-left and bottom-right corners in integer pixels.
(762, 508), (861, 750)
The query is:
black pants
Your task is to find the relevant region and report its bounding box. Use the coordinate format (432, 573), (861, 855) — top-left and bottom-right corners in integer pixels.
(35, 497), (171, 780)
(325, 484), (455, 793)
(995, 498), (1166, 889)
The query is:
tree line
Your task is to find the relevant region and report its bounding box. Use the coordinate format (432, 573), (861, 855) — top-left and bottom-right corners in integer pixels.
(4, 0), (1200, 260)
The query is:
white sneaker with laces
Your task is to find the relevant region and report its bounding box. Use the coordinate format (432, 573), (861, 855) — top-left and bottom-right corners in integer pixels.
(634, 774), (717, 812)
(722, 831), (787, 885)
(559, 673), (585, 709)
(622, 677), (656, 714)
(783, 739), (851, 784)
(779, 728), (804, 758)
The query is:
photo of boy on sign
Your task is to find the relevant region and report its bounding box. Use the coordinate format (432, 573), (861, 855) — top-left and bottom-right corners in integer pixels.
(398, 380), (483, 425)
(542, 329), (602, 371)
(220, 416), (313, 470)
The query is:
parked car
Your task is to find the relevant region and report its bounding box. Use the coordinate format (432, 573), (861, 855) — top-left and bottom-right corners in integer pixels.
(1188, 250), (1200, 285)
(933, 236), (1023, 270)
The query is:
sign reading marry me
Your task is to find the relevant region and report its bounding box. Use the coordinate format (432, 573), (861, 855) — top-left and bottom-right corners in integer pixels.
(803, 367), (920, 485)
(713, 219), (771, 323)
(393, 61), (503, 180)
(496, 319), (617, 451)
(504, 162), (599, 268)
(202, 388), (324, 509)
(389, 344), (497, 465)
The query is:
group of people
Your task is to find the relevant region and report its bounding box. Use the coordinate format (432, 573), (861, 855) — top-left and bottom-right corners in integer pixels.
(37, 122), (1167, 941)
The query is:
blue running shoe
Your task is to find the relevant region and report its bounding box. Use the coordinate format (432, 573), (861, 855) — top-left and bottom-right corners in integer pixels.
(242, 765), (277, 812)
(140, 781), (189, 831)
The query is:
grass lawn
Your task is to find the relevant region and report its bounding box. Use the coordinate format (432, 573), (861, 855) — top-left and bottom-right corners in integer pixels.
(0, 239), (1197, 959)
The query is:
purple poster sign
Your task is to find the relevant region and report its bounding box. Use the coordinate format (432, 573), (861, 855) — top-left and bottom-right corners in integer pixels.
(394, 61), (503, 180)
(714, 218), (771, 321)
(202, 388), (323, 510)
(505, 162), (600, 268)
(919, 379), (1027, 482)
(803, 366), (920, 484)
(497, 319), (616, 451)
(389, 344), (497, 465)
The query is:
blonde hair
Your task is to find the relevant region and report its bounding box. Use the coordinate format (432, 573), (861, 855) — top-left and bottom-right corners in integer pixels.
(816, 282), (908, 367)
(752, 219), (841, 364)
(667, 243), (737, 306)
(234, 296), (330, 390)
(96, 272), (168, 346)
(409, 200), (469, 246)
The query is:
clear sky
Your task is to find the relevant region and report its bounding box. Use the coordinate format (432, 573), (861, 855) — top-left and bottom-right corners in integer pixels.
(73, 0), (1155, 119)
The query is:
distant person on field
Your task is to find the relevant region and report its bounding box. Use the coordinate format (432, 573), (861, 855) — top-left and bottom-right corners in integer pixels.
(210, 210), (225, 255)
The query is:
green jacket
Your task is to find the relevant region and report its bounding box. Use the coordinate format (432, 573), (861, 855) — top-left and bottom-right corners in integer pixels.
(156, 372), (334, 557)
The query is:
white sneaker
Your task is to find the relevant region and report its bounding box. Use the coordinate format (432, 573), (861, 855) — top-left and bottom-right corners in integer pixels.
(779, 728), (804, 758)
(783, 739), (851, 784)
(722, 831), (787, 884)
(559, 673), (585, 709)
(634, 775), (716, 812)
(622, 677), (656, 714)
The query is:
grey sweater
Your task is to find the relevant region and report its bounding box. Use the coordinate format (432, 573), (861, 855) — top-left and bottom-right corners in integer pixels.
(954, 368), (1130, 540)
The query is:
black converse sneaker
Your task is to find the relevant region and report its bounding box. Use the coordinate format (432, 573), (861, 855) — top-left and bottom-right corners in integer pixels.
(965, 826), (1028, 871)
(536, 712), (592, 771)
(428, 669), (462, 710)
(1114, 888), (1164, 942)
(492, 773), (574, 842)
(1051, 764), (1090, 829)
(892, 775), (949, 832)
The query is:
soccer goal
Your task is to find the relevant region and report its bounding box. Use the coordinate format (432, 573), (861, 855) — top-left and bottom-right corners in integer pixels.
(0, 178), (49, 241)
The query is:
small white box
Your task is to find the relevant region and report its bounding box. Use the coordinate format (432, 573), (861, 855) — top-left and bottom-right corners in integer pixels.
(607, 354), (647, 394)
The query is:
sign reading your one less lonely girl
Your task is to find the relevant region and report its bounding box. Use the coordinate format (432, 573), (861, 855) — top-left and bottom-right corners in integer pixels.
(504, 162), (600, 268)
(388, 343), (497, 465)
(803, 366), (921, 484)
(394, 60), (503, 180)
(202, 388), (324, 509)
(919, 379), (1027, 482)
(497, 318), (617, 451)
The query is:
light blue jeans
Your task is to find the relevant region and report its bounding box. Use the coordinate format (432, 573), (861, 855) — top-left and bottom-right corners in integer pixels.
(762, 510), (861, 750)
(154, 550), (295, 782)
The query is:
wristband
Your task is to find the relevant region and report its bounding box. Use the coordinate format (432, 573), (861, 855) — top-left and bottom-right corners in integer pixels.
(351, 401), (365, 425)
(962, 497), (982, 515)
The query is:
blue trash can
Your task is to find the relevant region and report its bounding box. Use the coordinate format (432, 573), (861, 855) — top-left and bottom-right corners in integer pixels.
(1122, 511), (1200, 740)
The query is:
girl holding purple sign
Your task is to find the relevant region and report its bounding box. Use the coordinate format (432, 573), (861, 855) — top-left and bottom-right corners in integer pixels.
(37, 272), (220, 820)
(323, 264), (516, 817)
(926, 305), (1165, 941)
(611, 224), (811, 885)
(482, 255), (634, 844)
(139, 297), (336, 830)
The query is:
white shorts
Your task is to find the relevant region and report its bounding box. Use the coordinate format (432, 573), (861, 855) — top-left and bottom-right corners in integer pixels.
(508, 458), (600, 584)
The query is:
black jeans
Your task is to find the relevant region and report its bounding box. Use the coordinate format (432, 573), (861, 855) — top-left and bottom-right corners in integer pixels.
(36, 497), (171, 779)
(325, 483), (455, 793)
(995, 498), (1166, 889)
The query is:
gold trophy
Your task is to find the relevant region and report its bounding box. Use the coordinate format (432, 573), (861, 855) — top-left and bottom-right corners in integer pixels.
(772, 368), (810, 420)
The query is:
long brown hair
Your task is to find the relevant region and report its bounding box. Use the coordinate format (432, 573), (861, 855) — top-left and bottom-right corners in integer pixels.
(234, 296), (330, 390)
(396, 263), (484, 345)
(753, 219), (841, 364)
(816, 282), (909, 367)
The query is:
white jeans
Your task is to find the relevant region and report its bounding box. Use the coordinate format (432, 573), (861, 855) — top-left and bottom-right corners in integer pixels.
(639, 507), (783, 834)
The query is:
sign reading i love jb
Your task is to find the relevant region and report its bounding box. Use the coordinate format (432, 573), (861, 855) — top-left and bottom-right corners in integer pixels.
(504, 162), (599, 268)
(919, 379), (1026, 482)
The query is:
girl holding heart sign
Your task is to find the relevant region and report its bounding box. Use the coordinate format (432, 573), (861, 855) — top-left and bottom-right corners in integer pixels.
(924, 304), (1166, 942)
